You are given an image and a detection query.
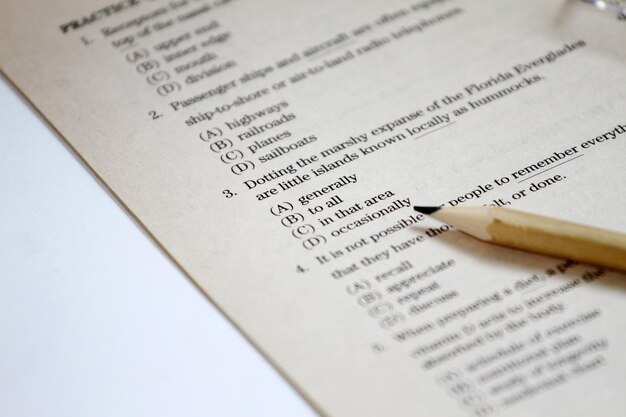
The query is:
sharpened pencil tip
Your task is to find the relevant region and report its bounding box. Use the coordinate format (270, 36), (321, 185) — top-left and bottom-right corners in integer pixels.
(413, 206), (441, 215)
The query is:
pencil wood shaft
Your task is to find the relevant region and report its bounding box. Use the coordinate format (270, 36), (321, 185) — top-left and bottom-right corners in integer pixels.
(431, 207), (626, 271)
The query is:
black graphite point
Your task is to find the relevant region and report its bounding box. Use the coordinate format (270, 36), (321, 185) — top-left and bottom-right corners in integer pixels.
(413, 206), (441, 215)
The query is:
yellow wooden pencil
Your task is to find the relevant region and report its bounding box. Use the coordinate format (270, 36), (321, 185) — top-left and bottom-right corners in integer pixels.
(413, 206), (626, 271)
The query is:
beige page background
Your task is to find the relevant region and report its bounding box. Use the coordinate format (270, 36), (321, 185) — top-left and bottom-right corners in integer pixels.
(1, 0), (626, 416)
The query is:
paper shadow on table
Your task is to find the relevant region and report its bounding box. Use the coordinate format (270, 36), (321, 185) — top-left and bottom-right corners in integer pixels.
(408, 225), (626, 293)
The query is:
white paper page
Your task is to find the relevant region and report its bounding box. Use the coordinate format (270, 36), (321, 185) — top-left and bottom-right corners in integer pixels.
(1, 1), (625, 416)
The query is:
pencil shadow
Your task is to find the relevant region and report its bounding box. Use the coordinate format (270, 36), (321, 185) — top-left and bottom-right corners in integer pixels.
(409, 225), (626, 293)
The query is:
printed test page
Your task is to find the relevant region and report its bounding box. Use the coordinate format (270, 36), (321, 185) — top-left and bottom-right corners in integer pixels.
(1, 0), (625, 416)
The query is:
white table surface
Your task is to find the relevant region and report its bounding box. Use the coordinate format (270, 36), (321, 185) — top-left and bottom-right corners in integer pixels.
(0, 75), (317, 417)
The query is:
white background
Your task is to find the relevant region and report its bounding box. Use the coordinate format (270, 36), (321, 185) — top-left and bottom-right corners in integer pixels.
(0, 75), (316, 417)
